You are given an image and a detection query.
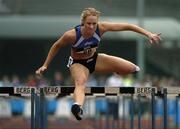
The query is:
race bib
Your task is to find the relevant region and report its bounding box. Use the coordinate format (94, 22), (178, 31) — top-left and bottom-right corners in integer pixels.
(83, 48), (92, 54)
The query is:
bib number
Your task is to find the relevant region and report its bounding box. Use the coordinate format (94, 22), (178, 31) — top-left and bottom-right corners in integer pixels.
(84, 48), (92, 54)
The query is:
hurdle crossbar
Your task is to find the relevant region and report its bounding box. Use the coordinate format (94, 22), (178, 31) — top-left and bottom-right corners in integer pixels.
(0, 86), (158, 96)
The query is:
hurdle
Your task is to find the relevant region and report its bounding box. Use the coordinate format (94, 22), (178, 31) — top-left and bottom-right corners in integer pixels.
(0, 86), (180, 129)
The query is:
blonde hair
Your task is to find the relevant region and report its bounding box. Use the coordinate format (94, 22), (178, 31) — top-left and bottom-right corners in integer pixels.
(80, 7), (101, 25)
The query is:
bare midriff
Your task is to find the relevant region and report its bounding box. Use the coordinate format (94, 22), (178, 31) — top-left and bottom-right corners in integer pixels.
(71, 48), (97, 60)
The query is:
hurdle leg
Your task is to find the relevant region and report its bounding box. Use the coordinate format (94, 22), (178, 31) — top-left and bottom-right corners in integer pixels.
(35, 93), (40, 129)
(137, 94), (142, 129)
(43, 98), (48, 129)
(122, 96), (125, 129)
(105, 97), (110, 129)
(163, 88), (168, 129)
(40, 88), (48, 129)
(151, 88), (156, 129)
(40, 88), (45, 129)
(130, 94), (134, 129)
(94, 97), (99, 129)
(117, 95), (120, 129)
(175, 95), (180, 129)
(31, 88), (35, 129)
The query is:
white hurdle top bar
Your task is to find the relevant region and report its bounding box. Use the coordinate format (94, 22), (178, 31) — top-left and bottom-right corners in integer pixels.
(0, 86), (156, 96)
(0, 86), (179, 96)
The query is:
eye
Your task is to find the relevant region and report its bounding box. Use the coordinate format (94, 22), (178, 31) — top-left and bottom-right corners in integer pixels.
(86, 22), (97, 26)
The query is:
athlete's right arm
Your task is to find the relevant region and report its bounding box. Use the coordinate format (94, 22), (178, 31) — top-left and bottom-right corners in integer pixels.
(36, 30), (75, 75)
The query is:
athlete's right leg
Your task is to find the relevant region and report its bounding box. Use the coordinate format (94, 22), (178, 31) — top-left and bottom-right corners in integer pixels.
(69, 63), (89, 120)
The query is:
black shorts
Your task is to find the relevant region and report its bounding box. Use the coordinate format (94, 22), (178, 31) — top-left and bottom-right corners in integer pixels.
(67, 52), (98, 73)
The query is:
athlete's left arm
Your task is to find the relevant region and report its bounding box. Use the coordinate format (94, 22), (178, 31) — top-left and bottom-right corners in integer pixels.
(99, 22), (161, 44)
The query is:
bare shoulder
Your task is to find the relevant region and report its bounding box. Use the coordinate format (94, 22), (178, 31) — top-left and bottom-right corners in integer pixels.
(98, 21), (112, 27)
(98, 21), (130, 32)
(98, 22), (108, 29)
(54, 29), (76, 47)
(98, 22), (113, 34)
(63, 29), (76, 43)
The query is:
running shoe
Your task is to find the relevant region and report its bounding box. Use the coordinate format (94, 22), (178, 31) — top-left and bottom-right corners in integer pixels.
(71, 104), (83, 120)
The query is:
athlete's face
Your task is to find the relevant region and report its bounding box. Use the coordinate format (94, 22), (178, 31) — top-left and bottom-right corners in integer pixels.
(83, 15), (98, 33)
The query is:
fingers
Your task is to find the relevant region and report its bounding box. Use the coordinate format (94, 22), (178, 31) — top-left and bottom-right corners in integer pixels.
(157, 33), (162, 40)
(35, 70), (41, 75)
(149, 33), (162, 44)
(154, 36), (161, 43)
(149, 39), (153, 44)
(156, 33), (162, 39)
(35, 69), (42, 76)
(149, 37), (157, 44)
(35, 66), (47, 76)
(157, 33), (161, 36)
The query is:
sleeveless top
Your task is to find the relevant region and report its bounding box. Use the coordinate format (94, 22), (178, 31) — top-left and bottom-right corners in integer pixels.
(72, 25), (101, 53)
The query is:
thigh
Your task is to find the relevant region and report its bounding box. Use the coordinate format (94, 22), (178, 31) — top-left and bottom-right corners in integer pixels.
(69, 63), (89, 85)
(95, 53), (137, 75)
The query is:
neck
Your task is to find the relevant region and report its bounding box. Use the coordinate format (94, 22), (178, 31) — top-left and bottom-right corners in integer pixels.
(81, 27), (94, 39)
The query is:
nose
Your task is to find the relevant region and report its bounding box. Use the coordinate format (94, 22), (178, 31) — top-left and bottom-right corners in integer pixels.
(89, 24), (94, 29)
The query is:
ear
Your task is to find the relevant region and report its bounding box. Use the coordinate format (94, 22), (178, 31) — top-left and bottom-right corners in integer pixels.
(81, 22), (84, 26)
(80, 20), (84, 26)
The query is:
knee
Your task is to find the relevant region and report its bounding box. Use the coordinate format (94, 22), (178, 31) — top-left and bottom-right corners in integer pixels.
(123, 65), (140, 74)
(74, 78), (86, 92)
(133, 65), (140, 74)
(74, 77), (87, 87)
(116, 65), (140, 75)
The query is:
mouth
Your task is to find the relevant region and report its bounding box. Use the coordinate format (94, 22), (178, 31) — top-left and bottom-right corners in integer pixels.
(87, 28), (95, 32)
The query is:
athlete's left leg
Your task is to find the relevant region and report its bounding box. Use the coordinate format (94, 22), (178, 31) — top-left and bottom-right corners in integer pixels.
(95, 53), (140, 74)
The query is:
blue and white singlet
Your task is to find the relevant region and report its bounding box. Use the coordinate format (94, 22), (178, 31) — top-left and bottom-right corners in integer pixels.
(72, 25), (101, 53)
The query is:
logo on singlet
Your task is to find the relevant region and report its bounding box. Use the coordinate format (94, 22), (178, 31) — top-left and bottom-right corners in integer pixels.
(87, 58), (93, 63)
(84, 41), (93, 46)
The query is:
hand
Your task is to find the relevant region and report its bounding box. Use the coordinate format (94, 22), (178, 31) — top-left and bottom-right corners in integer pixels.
(35, 66), (47, 76)
(148, 33), (162, 44)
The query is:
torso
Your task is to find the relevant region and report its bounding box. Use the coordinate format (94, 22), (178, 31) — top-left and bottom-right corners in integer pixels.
(70, 25), (101, 60)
